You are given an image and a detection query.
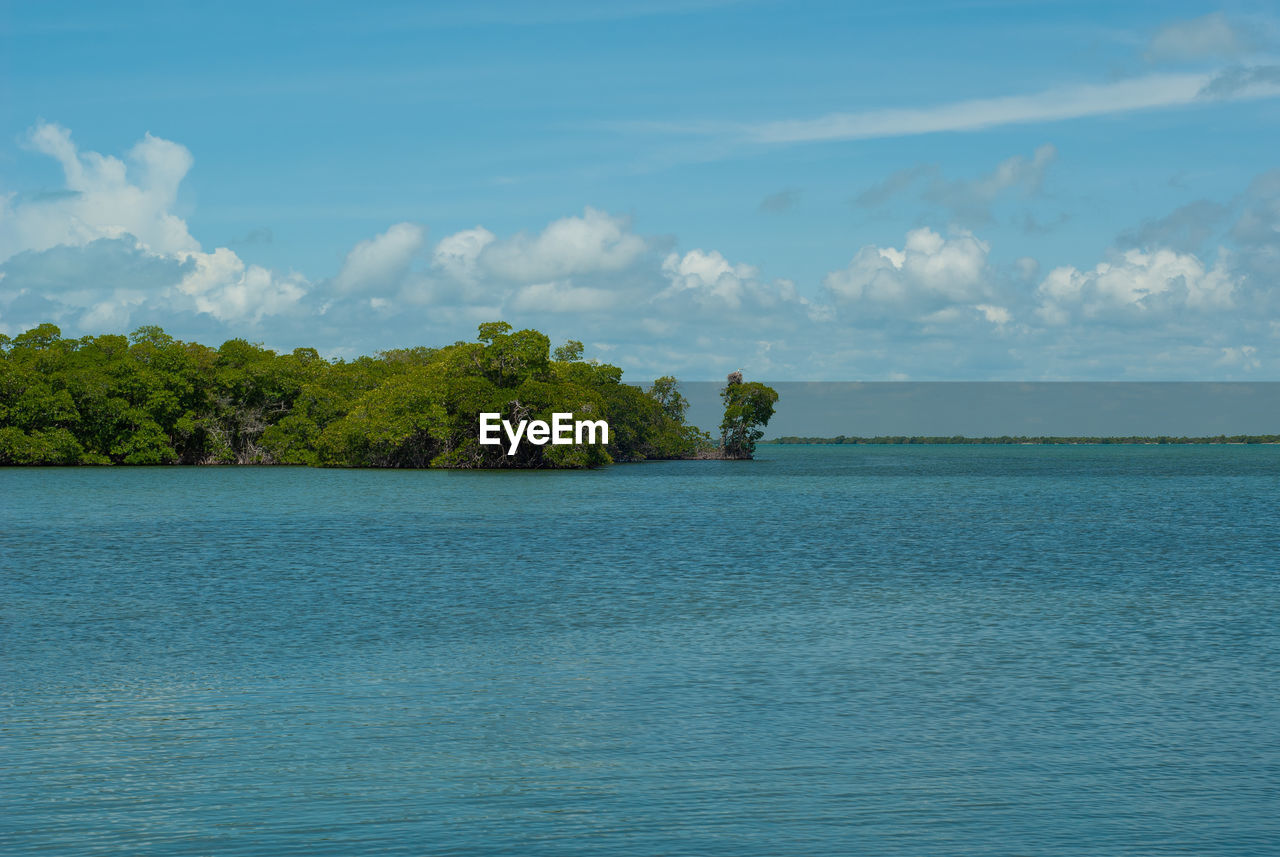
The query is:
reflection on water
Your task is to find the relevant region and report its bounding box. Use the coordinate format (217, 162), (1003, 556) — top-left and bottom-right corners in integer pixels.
(3, 446), (1279, 855)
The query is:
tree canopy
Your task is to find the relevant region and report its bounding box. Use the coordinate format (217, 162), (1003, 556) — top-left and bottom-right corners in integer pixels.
(0, 322), (729, 468)
(719, 372), (779, 459)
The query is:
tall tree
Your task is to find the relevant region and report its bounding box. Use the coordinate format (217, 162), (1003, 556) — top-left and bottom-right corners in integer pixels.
(719, 372), (778, 459)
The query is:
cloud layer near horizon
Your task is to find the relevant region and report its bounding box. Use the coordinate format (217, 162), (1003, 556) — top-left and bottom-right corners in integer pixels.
(2, 122), (1278, 380)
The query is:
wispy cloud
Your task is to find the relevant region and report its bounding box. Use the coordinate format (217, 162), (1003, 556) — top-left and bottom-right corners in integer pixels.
(854, 145), (1056, 226)
(758, 188), (801, 213)
(1198, 65), (1280, 100)
(1145, 12), (1260, 62)
(626, 71), (1280, 147)
(748, 73), (1249, 144)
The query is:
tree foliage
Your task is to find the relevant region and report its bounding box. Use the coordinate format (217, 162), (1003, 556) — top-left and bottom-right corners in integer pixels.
(0, 322), (716, 468)
(719, 372), (779, 459)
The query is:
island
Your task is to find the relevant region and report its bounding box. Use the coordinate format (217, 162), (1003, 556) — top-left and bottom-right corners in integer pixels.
(0, 322), (778, 468)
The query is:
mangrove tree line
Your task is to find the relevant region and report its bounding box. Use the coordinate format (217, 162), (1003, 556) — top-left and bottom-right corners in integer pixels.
(0, 321), (778, 468)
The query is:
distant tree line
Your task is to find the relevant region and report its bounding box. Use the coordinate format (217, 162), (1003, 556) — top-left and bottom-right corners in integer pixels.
(0, 321), (776, 468)
(765, 435), (1280, 445)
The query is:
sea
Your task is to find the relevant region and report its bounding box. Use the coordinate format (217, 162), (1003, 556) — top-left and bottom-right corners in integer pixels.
(3, 445), (1278, 855)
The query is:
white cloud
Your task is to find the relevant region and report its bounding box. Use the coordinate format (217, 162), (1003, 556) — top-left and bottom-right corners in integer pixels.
(660, 248), (758, 309)
(3, 122), (198, 259)
(659, 248), (826, 324)
(0, 122), (308, 331)
(432, 226), (496, 283)
(509, 281), (616, 313)
(824, 227), (992, 311)
(81, 298), (139, 331)
(177, 247), (308, 323)
(632, 71), (1280, 148)
(480, 207), (647, 281)
(383, 212), (650, 310)
(330, 211), (821, 355)
(975, 304), (1012, 326)
(3, 122), (1278, 380)
(1215, 345), (1260, 370)
(333, 222), (425, 294)
(751, 74), (1224, 144)
(334, 214), (828, 372)
(1035, 247), (1238, 324)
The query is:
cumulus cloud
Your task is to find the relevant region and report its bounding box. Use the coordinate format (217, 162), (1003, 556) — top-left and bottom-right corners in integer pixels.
(660, 248), (827, 324)
(4, 121), (1279, 379)
(278, 176), (1280, 377)
(177, 247), (308, 323)
(0, 121), (308, 333)
(974, 304), (1012, 326)
(509, 281), (617, 313)
(480, 207), (647, 281)
(661, 248), (759, 309)
(3, 122), (197, 259)
(1215, 345), (1260, 370)
(1035, 248), (1238, 325)
(309, 205), (823, 371)
(370, 211), (652, 312)
(420, 222), (816, 321)
(0, 239), (191, 333)
(0, 238), (191, 296)
(333, 222), (425, 294)
(824, 227), (993, 313)
(431, 226), (496, 284)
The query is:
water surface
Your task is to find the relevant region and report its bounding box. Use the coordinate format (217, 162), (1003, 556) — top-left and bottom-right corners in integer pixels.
(3, 446), (1278, 855)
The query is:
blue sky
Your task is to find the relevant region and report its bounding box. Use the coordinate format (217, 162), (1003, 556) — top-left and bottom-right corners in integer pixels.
(2, 0), (1279, 379)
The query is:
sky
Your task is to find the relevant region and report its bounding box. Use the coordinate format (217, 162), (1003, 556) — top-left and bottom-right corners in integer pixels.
(2, 0), (1279, 380)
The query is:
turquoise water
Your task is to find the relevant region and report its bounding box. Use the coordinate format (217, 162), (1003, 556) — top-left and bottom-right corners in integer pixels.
(3, 446), (1278, 855)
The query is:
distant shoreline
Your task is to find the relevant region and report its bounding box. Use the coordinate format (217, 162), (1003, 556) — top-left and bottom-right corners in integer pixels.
(764, 435), (1280, 445)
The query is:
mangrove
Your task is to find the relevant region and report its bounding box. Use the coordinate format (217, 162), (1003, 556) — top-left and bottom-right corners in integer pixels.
(0, 322), (778, 468)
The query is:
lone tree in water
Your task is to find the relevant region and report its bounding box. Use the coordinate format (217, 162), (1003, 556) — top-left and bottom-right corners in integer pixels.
(719, 370), (778, 459)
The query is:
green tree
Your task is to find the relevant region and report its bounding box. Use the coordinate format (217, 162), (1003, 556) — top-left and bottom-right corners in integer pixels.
(0, 320), (732, 469)
(553, 340), (584, 362)
(647, 376), (689, 422)
(719, 372), (778, 459)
